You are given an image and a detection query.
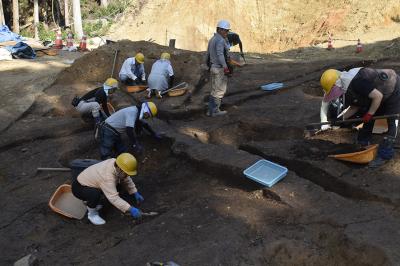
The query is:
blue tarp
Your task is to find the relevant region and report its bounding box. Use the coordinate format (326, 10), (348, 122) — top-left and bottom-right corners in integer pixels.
(5, 42), (36, 59)
(0, 25), (24, 43)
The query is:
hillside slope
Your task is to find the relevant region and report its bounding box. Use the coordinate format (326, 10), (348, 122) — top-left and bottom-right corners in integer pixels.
(108, 0), (400, 53)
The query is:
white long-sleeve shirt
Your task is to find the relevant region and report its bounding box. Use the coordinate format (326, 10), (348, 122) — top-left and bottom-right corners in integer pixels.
(119, 57), (146, 81)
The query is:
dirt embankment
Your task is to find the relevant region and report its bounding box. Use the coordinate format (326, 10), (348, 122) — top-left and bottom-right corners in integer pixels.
(108, 0), (400, 53)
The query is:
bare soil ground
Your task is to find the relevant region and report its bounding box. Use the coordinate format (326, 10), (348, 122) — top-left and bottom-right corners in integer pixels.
(2, 37), (400, 265)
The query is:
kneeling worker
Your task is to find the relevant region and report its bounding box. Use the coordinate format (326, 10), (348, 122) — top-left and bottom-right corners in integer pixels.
(119, 53), (146, 86)
(72, 78), (118, 124)
(320, 67), (400, 167)
(146, 52), (174, 98)
(72, 153), (144, 225)
(98, 101), (160, 159)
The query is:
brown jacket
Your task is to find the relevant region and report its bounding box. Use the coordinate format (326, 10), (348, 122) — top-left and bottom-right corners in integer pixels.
(77, 158), (137, 212)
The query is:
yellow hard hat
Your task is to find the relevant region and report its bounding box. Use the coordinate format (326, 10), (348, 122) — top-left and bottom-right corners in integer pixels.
(320, 69), (340, 94)
(116, 153), (137, 176)
(160, 52), (171, 60)
(146, 101), (157, 117)
(104, 77), (118, 88)
(135, 53), (145, 64)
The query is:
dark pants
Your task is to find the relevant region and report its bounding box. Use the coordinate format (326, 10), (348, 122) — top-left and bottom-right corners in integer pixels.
(72, 180), (102, 208)
(99, 123), (127, 160)
(358, 81), (400, 142)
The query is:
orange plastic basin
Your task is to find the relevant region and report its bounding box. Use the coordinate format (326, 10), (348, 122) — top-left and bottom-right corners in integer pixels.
(49, 184), (87, 219)
(328, 144), (378, 164)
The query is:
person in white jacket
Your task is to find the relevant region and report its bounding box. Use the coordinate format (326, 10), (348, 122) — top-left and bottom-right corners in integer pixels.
(119, 53), (146, 85)
(146, 52), (174, 98)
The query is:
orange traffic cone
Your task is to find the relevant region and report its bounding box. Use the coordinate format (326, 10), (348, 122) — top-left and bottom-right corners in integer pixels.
(327, 35), (333, 50)
(356, 39), (363, 53)
(79, 34), (88, 51)
(66, 31), (74, 47)
(54, 29), (63, 49)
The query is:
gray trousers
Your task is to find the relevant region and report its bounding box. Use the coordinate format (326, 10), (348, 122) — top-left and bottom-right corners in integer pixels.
(210, 67), (227, 99)
(76, 101), (101, 118)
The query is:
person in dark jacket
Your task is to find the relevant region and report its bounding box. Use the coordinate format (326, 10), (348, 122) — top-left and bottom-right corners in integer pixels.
(227, 32), (244, 61)
(98, 102), (161, 159)
(320, 67), (400, 167)
(73, 78), (118, 124)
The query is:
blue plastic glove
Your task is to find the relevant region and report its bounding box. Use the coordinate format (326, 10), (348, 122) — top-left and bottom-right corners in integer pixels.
(129, 207), (141, 219)
(133, 192), (144, 203)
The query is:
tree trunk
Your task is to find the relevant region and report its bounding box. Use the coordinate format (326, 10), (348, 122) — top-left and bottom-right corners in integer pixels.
(34, 0), (39, 40)
(0, 0), (5, 26)
(101, 0), (109, 7)
(64, 0), (70, 26)
(12, 0), (20, 33)
(72, 0), (83, 39)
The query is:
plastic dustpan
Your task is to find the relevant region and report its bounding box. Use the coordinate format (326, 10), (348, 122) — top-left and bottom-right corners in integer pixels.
(49, 184), (87, 219)
(126, 85), (148, 93)
(328, 144), (378, 164)
(243, 159), (288, 187)
(261, 83), (284, 91)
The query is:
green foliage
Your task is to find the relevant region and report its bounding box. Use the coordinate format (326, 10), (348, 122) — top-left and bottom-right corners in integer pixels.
(38, 23), (56, 41)
(83, 21), (111, 38)
(82, 0), (133, 20)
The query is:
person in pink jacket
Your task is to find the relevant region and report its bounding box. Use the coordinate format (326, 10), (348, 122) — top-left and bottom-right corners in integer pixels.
(72, 153), (144, 225)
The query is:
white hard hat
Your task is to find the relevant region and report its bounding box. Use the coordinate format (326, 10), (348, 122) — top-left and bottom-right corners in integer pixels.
(217, 20), (231, 30)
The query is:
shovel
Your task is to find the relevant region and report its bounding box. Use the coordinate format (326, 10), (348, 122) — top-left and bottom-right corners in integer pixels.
(160, 82), (188, 96)
(110, 49), (119, 78)
(305, 114), (400, 136)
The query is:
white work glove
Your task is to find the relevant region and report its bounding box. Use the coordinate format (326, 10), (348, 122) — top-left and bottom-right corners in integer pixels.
(321, 124), (331, 131)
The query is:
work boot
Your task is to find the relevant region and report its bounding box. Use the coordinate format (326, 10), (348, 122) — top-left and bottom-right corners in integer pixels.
(214, 97), (227, 116)
(87, 207), (106, 225)
(146, 88), (152, 99)
(207, 96), (217, 117)
(368, 156), (389, 168)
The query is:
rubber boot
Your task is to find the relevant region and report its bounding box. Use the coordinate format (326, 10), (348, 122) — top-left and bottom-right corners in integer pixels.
(369, 136), (395, 168)
(95, 204), (103, 211)
(213, 97), (227, 116)
(206, 96), (217, 117)
(87, 207), (106, 225)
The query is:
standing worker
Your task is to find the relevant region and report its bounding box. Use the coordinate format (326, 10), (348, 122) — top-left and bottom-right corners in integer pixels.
(72, 78), (118, 124)
(206, 20), (232, 117)
(146, 52), (175, 98)
(98, 102), (161, 159)
(227, 31), (245, 61)
(320, 67), (400, 167)
(72, 153), (144, 225)
(119, 53), (146, 86)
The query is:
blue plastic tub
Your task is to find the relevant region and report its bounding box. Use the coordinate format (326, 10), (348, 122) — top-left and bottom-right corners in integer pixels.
(261, 83), (284, 91)
(243, 159), (288, 187)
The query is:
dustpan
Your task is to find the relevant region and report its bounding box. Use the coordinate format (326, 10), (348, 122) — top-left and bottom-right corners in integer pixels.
(49, 184), (87, 219)
(328, 144), (378, 164)
(126, 85), (148, 93)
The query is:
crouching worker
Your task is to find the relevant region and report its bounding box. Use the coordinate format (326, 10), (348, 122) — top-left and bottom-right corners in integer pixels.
(98, 101), (160, 159)
(72, 78), (118, 125)
(72, 153), (143, 225)
(146, 52), (174, 98)
(119, 52), (146, 86)
(320, 67), (400, 168)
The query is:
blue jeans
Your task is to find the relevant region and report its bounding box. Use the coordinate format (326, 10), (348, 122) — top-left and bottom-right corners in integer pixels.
(99, 124), (127, 160)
